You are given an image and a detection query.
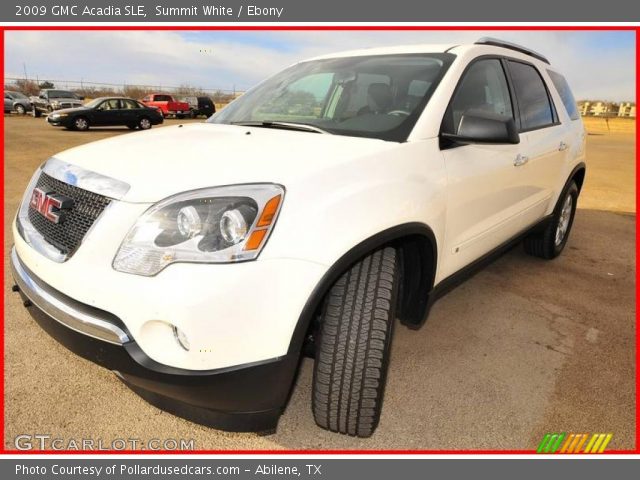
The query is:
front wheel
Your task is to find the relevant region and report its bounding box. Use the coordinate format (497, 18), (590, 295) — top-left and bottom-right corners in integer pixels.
(312, 247), (398, 437)
(138, 117), (152, 130)
(73, 116), (89, 131)
(524, 181), (579, 259)
(15, 104), (26, 115)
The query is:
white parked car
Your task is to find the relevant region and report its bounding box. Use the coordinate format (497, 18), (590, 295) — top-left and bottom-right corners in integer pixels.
(11, 38), (585, 437)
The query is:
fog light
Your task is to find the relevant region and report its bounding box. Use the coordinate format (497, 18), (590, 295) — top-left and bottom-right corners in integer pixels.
(172, 326), (190, 351)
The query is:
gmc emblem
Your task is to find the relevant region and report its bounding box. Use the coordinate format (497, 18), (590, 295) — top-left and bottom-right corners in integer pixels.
(29, 188), (74, 224)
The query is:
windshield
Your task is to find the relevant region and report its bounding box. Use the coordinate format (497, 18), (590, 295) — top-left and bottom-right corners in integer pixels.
(48, 90), (77, 99)
(209, 53), (455, 142)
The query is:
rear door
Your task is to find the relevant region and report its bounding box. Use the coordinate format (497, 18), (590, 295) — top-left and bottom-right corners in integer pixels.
(439, 58), (527, 279)
(505, 60), (568, 225)
(121, 99), (142, 124)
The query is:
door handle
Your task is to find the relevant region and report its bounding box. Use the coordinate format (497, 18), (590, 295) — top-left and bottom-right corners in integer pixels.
(514, 154), (529, 167)
(558, 141), (569, 151)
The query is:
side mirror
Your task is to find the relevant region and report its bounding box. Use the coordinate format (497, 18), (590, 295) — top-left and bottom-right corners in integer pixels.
(442, 112), (520, 145)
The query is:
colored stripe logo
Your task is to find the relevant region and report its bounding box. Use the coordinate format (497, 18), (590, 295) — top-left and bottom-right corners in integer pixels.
(537, 433), (613, 453)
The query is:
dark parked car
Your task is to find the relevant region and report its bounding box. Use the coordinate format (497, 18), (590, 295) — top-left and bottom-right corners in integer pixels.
(181, 96), (216, 118)
(4, 91), (31, 115)
(47, 97), (164, 131)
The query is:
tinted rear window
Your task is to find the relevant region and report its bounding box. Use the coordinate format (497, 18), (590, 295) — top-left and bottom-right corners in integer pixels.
(508, 61), (555, 131)
(547, 70), (580, 121)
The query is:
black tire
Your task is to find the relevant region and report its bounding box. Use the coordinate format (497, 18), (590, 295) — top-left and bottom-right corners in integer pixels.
(312, 247), (398, 437)
(32, 107), (41, 118)
(15, 104), (26, 115)
(138, 117), (152, 130)
(189, 110), (196, 119)
(73, 116), (90, 131)
(177, 114), (185, 119)
(524, 181), (579, 259)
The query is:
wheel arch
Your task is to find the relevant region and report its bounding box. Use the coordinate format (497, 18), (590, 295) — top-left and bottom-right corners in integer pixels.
(287, 222), (438, 356)
(571, 163), (586, 193)
(557, 162), (586, 212)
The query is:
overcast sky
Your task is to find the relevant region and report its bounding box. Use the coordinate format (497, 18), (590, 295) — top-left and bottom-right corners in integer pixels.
(5, 30), (636, 101)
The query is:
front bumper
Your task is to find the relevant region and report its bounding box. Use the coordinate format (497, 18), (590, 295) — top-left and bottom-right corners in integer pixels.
(10, 247), (299, 432)
(46, 116), (67, 127)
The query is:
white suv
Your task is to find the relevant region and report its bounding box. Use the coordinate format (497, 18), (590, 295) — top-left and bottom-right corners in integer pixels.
(11, 38), (586, 437)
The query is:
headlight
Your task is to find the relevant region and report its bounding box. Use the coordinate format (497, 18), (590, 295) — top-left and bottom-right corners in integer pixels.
(113, 184), (284, 276)
(51, 101), (60, 107)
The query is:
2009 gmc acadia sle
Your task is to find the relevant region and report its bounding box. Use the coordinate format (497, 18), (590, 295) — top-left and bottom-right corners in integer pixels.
(11, 38), (586, 437)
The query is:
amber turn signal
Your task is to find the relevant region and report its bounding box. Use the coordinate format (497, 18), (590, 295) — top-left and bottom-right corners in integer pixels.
(244, 229), (267, 251)
(257, 194), (282, 227)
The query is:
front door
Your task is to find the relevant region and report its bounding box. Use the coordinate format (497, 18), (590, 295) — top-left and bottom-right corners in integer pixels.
(439, 58), (529, 279)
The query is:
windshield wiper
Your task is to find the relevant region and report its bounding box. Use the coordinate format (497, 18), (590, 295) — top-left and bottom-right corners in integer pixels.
(231, 121), (331, 134)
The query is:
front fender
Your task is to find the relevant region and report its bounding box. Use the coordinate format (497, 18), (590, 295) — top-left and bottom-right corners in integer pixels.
(261, 138), (447, 270)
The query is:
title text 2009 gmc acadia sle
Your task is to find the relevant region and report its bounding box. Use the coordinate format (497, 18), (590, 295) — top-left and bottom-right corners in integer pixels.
(11, 38), (585, 437)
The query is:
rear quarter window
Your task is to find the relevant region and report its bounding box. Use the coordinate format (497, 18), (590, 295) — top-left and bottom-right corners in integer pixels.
(507, 60), (556, 131)
(547, 70), (580, 121)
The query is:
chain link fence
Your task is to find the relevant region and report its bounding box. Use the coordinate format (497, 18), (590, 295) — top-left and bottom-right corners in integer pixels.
(4, 76), (246, 105)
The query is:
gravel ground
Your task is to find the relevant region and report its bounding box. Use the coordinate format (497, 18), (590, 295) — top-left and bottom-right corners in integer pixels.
(3, 115), (635, 451)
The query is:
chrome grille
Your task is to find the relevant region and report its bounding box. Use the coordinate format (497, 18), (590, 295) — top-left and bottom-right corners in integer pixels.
(27, 172), (111, 255)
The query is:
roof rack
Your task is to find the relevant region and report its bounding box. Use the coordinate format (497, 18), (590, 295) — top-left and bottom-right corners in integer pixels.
(475, 37), (550, 65)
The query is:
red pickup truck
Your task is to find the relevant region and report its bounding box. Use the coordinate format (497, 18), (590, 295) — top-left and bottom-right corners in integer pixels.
(140, 93), (190, 118)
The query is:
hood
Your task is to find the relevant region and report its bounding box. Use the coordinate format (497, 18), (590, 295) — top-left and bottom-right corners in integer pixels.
(53, 123), (397, 203)
(50, 106), (89, 115)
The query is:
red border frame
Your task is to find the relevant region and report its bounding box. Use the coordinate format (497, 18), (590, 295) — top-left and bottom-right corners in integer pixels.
(0, 24), (638, 455)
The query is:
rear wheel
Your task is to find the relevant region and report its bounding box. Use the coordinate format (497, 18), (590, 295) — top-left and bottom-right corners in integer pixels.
(524, 181), (578, 259)
(312, 247), (398, 437)
(73, 116), (89, 131)
(138, 117), (152, 130)
(15, 104), (26, 115)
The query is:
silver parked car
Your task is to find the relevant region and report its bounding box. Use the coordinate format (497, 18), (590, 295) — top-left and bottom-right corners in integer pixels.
(4, 91), (31, 115)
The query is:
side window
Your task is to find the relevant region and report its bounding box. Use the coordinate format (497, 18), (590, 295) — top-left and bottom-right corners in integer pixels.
(507, 61), (555, 130)
(100, 99), (121, 110)
(547, 70), (580, 121)
(123, 99), (139, 109)
(444, 59), (513, 135)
